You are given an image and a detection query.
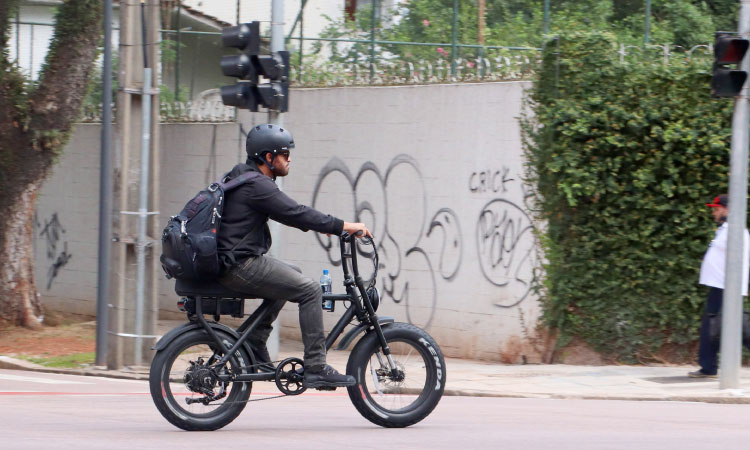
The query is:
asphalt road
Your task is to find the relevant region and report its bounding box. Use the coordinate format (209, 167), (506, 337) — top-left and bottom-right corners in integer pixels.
(1, 369), (749, 450)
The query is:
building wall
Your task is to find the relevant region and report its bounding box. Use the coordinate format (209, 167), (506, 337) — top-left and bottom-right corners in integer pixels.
(34, 81), (542, 362)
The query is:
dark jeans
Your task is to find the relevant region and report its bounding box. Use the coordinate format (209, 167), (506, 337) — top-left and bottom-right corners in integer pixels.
(698, 287), (750, 374)
(698, 287), (723, 375)
(218, 255), (326, 369)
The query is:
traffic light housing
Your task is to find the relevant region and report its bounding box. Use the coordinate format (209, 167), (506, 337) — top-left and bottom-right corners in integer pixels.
(711, 33), (749, 98)
(219, 22), (289, 112)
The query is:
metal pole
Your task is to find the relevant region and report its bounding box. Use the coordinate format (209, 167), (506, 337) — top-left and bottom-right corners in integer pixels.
(15, 10), (20, 67)
(720, 0), (750, 390)
(287, 0), (309, 40)
(450, 0), (458, 77)
(478, 0), (485, 45)
(176, 1), (181, 99)
(267, 0), (285, 361)
(543, 0), (550, 35)
(96, 0), (114, 367)
(644, 0), (651, 44)
(134, 66), (152, 366)
(298, 6), (303, 70)
(134, 1), (152, 366)
(370, 0), (377, 82)
(29, 25), (34, 79)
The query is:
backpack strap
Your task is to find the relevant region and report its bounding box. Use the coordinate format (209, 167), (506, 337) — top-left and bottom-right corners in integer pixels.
(218, 170), (263, 267)
(220, 171), (260, 192)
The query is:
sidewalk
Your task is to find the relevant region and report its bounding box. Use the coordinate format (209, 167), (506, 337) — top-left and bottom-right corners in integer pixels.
(2, 320), (750, 404)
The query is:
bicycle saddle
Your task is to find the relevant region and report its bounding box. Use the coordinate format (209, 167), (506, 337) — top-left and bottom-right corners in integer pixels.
(174, 278), (251, 299)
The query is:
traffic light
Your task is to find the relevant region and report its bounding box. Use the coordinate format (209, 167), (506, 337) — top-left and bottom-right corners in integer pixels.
(711, 33), (749, 98)
(219, 22), (290, 112)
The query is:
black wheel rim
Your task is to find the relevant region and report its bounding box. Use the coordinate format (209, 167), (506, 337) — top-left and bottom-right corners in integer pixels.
(161, 337), (250, 418)
(358, 338), (433, 414)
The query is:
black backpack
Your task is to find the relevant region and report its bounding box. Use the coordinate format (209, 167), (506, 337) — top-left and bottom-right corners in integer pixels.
(160, 171), (260, 281)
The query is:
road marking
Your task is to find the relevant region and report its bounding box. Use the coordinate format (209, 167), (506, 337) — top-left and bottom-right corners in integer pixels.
(0, 392), (150, 396)
(0, 391), (347, 397)
(0, 373), (91, 384)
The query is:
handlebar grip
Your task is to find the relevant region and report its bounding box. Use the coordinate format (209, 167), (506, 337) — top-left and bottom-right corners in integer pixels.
(340, 230), (365, 238)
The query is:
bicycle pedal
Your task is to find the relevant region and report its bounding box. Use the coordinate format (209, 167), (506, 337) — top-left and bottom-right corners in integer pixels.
(315, 386), (337, 391)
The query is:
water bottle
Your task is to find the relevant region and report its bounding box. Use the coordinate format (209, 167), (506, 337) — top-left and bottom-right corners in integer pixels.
(320, 269), (334, 311)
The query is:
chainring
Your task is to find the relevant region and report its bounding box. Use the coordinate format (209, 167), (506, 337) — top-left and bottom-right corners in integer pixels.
(274, 357), (307, 396)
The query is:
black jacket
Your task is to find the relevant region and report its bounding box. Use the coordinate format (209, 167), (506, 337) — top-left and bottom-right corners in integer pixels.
(217, 163), (344, 271)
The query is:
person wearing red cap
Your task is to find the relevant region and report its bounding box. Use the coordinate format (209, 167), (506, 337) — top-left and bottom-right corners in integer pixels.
(689, 194), (750, 378)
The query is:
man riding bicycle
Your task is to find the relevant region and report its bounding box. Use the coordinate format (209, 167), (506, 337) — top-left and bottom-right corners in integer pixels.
(216, 123), (371, 389)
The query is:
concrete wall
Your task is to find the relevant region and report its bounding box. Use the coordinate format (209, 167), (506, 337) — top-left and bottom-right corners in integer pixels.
(34, 81), (542, 362)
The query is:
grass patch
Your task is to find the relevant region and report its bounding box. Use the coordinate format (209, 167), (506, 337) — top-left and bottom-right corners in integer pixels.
(20, 352), (96, 368)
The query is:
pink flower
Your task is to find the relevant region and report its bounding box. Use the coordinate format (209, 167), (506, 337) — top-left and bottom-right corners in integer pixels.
(423, 19), (430, 26)
(467, 61), (475, 68)
(436, 47), (445, 54)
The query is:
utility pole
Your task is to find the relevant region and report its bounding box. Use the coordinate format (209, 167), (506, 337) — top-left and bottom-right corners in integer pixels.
(110, 0), (161, 369)
(267, 0), (285, 361)
(96, 0), (114, 367)
(720, 0), (750, 389)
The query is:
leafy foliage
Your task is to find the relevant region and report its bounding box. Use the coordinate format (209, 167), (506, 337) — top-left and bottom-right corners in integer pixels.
(522, 31), (733, 362)
(310, 1), (734, 71)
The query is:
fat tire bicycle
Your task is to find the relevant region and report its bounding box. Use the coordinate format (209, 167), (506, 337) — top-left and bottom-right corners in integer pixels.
(149, 233), (446, 431)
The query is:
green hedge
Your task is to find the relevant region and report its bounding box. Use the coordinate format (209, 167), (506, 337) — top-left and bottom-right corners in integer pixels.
(522, 32), (734, 362)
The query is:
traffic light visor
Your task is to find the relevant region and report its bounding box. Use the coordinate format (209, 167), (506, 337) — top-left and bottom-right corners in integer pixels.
(711, 68), (749, 97)
(220, 83), (251, 107)
(715, 37), (749, 64)
(221, 54), (252, 78)
(221, 22), (260, 53)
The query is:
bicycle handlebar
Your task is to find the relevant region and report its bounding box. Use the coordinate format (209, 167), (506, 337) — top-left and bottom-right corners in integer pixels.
(338, 231), (378, 291)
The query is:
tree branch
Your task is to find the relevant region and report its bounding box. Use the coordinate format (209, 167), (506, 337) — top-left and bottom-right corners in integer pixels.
(28, 0), (102, 155)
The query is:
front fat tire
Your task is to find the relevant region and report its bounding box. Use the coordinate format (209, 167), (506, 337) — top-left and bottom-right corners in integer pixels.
(149, 329), (252, 431)
(346, 322), (446, 428)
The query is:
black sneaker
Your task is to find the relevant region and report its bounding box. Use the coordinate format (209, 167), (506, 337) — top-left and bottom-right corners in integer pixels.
(688, 370), (717, 378)
(303, 364), (356, 388)
(250, 343), (275, 373)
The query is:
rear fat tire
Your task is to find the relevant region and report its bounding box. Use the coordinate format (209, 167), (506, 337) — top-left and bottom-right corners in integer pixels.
(346, 322), (446, 428)
(149, 329), (252, 431)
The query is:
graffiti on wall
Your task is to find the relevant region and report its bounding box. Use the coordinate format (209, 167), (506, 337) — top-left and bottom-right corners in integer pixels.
(470, 167), (539, 309)
(311, 157), (538, 326)
(37, 212), (72, 290)
(469, 167), (515, 194)
(312, 155), (462, 329)
(475, 199), (537, 308)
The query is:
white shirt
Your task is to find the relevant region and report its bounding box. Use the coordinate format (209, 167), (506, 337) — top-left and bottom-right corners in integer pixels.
(699, 222), (750, 295)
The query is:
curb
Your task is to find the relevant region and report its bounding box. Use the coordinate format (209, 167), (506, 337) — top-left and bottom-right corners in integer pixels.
(0, 356), (150, 381)
(440, 388), (750, 404)
(4, 355), (750, 404)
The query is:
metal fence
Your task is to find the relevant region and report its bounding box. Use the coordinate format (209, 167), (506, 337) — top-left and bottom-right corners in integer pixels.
(9, 0), (709, 123)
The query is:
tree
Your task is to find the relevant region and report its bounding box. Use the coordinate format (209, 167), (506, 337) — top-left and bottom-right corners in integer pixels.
(0, 0), (102, 327)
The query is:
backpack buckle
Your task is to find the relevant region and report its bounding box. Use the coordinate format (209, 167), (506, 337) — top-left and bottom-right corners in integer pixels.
(208, 183), (220, 192)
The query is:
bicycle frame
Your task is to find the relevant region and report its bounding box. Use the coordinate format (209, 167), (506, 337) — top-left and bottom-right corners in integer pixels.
(190, 233), (397, 384)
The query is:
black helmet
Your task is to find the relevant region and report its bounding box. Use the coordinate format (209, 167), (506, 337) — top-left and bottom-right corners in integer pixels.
(246, 124), (295, 164)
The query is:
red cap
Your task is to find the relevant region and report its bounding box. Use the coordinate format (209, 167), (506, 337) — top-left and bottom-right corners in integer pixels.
(706, 194), (728, 208)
